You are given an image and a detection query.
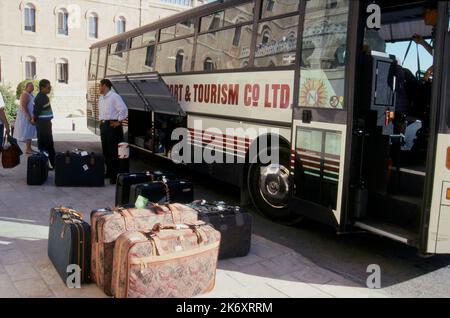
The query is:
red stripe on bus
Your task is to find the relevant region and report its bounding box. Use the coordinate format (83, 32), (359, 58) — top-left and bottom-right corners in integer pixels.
(188, 128), (251, 145)
(188, 137), (247, 154)
(297, 148), (341, 160)
(299, 154), (340, 167)
(188, 132), (248, 151)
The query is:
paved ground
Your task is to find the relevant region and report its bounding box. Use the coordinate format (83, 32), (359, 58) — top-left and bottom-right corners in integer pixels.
(1, 115), (449, 298)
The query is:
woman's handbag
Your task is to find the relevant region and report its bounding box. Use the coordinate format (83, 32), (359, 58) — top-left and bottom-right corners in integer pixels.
(1, 134), (22, 169)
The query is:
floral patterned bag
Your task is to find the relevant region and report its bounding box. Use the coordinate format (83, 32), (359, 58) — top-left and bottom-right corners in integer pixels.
(112, 221), (220, 298)
(90, 203), (198, 296)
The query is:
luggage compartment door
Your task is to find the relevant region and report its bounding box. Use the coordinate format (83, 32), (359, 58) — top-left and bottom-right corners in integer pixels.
(289, 0), (359, 229)
(108, 73), (185, 116)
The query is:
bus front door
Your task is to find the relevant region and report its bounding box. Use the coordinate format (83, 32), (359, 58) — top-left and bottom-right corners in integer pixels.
(289, 0), (359, 230)
(425, 1), (450, 254)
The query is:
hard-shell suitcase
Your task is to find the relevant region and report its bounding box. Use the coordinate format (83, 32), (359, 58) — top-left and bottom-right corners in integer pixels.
(55, 151), (105, 187)
(115, 171), (176, 206)
(90, 203), (198, 296)
(27, 153), (49, 185)
(48, 207), (91, 285)
(129, 180), (194, 205)
(189, 200), (252, 259)
(112, 221), (220, 298)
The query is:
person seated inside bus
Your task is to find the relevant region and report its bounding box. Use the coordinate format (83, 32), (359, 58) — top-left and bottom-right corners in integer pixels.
(412, 0), (437, 82)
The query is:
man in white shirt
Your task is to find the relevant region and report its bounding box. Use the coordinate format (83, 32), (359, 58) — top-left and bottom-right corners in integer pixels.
(0, 91), (11, 149)
(98, 79), (128, 184)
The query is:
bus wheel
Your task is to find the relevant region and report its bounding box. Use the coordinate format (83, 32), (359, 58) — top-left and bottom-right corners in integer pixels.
(247, 146), (302, 225)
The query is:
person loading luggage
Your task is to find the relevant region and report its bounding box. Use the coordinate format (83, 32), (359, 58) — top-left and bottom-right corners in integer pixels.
(32, 79), (56, 170)
(98, 79), (128, 184)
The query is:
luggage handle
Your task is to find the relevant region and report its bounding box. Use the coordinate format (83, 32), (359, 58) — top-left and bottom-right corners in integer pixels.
(65, 151), (71, 165)
(56, 206), (84, 219)
(151, 221), (207, 245)
(90, 153), (96, 166)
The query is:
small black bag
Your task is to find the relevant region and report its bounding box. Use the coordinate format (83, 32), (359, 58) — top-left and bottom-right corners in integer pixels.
(129, 180), (194, 206)
(115, 171), (176, 206)
(189, 200), (252, 259)
(27, 153), (49, 185)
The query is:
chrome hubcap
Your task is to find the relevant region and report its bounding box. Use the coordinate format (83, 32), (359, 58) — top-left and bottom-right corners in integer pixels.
(259, 164), (290, 209)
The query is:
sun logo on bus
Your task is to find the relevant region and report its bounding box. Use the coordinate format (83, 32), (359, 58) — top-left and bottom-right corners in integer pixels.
(299, 79), (328, 107)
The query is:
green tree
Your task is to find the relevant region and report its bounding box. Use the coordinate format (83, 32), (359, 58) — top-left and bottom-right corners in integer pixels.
(16, 79), (54, 100)
(0, 85), (18, 122)
(16, 79), (40, 99)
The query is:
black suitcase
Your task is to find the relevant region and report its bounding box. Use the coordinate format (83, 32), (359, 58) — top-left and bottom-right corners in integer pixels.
(48, 207), (91, 285)
(27, 153), (49, 185)
(129, 180), (194, 205)
(189, 200), (252, 259)
(55, 151), (104, 187)
(115, 171), (176, 206)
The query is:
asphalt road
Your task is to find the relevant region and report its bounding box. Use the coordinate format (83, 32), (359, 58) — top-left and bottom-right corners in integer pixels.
(57, 135), (450, 298)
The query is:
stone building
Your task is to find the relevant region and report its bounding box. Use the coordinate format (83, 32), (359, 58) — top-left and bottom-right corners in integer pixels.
(0, 0), (206, 114)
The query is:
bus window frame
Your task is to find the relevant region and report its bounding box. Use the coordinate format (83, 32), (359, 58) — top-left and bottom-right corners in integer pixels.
(94, 0), (305, 77)
(296, 0), (352, 112)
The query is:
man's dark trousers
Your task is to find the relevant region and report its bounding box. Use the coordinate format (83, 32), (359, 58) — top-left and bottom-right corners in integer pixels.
(36, 120), (55, 167)
(100, 121), (123, 183)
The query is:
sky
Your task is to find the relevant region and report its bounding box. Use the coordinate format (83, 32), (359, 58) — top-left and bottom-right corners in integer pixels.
(386, 40), (434, 75)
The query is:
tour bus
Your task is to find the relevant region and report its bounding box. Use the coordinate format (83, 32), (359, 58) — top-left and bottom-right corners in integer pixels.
(87, 0), (450, 255)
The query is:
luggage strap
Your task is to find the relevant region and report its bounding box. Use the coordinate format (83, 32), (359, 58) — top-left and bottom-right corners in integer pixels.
(115, 207), (136, 231)
(146, 171), (155, 182)
(157, 179), (170, 203)
(148, 203), (182, 223)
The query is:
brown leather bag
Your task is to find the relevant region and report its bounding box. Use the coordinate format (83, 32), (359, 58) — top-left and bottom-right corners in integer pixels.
(1, 134), (21, 169)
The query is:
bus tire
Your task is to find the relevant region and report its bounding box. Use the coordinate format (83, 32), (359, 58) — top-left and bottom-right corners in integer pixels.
(247, 146), (303, 225)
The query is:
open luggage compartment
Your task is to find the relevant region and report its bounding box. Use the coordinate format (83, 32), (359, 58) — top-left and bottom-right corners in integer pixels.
(108, 73), (186, 158)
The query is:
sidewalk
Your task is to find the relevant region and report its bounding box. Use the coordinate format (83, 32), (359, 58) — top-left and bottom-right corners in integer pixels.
(0, 118), (387, 298)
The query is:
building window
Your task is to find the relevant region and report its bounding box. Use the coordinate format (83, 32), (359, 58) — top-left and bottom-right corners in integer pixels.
(233, 26), (242, 46)
(56, 59), (69, 84)
(145, 45), (155, 68)
(209, 13), (223, 31)
(57, 9), (69, 36)
(254, 16), (299, 67)
(88, 13), (98, 39)
(175, 50), (184, 73)
(25, 56), (36, 79)
(267, 0), (275, 11)
(155, 37), (194, 74)
(204, 58), (215, 71)
(326, 0), (338, 9)
(24, 3), (36, 32)
(262, 28), (271, 44)
(116, 16), (126, 34)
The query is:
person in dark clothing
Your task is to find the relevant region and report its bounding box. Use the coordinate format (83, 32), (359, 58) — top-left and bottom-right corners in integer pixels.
(32, 79), (55, 169)
(98, 79), (128, 184)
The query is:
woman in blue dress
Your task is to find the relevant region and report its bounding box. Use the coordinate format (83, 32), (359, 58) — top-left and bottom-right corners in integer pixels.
(13, 82), (37, 154)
